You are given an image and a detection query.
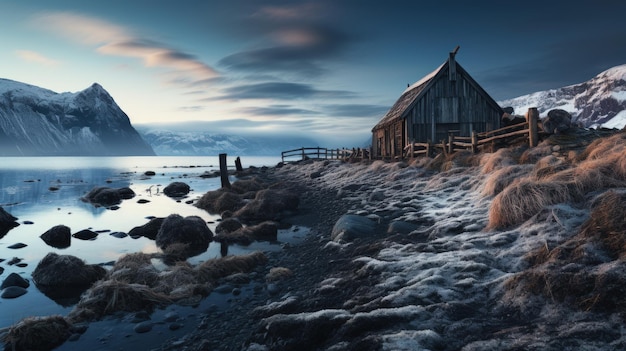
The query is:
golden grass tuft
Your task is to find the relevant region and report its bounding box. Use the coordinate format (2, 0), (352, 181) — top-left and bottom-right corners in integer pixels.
(196, 251), (267, 283)
(487, 179), (573, 230)
(68, 280), (172, 322)
(480, 164), (533, 197)
(579, 190), (626, 259)
(1, 315), (71, 351)
(518, 144), (553, 164)
(478, 148), (516, 174)
(266, 267), (294, 282)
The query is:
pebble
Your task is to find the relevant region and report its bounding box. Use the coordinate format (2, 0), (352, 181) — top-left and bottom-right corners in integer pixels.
(7, 243), (27, 249)
(163, 311), (180, 323)
(169, 322), (183, 331)
(7, 257), (21, 265)
(109, 231), (128, 238)
(0, 273), (30, 289)
(134, 321), (153, 333)
(214, 284), (234, 294)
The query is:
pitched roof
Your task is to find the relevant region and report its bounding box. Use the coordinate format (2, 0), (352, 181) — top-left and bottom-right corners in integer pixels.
(372, 62), (446, 131)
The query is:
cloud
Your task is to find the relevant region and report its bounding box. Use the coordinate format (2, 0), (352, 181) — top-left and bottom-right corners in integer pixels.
(323, 104), (390, 118)
(218, 3), (351, 78)
(31, 11), (218, 84)
(479, 33), (626, 100)
(216, 82), (356, 100)
(15, 50), (60, 67)
(239, 104), (321, 116)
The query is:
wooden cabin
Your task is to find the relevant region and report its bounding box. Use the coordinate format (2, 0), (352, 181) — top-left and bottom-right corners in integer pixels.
(372, 48), (503, 158)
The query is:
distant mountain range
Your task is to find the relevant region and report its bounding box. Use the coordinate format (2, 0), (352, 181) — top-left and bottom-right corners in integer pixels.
(0, 79), (154, 156)
(499, 64), (626, 129)
(135, 125), (319, 156)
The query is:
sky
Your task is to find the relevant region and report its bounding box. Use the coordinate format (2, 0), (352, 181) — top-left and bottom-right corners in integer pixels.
(1, 0), (625, 146)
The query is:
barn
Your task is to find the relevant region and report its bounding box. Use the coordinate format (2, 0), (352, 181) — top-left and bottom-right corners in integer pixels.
(372, 48), (503, 158)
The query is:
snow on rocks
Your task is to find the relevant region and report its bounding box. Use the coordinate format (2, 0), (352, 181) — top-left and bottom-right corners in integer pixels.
(249, 135), (626, 350)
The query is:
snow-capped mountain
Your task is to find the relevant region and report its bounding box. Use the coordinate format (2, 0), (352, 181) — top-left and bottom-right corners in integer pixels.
(499, 64), (626, 129)
(0, 79), (154, 156)
(136, 126), (320, 156)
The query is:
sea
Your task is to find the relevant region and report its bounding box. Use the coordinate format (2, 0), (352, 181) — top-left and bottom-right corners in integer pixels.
(0, 155), (287, 330)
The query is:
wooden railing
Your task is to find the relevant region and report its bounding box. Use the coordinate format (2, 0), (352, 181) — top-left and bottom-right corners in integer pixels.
(281, 147), (371, 162)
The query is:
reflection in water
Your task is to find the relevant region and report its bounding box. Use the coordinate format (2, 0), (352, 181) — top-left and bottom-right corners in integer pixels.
(0, 156), (286, 329)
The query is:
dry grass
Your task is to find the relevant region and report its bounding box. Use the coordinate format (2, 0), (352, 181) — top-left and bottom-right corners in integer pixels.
(196, 251), (267, 283)
(68, 280), (172, 322)
(266, 267), (294, 282)
(1, 315), (71, 351)
(478, 148), (516, 174)
(487, 179), (573, 230)
(480, 164), (533, 197)
(579, 190), (626, 259)
(195, 188), (243, 214)
(519, 144), (553, 164)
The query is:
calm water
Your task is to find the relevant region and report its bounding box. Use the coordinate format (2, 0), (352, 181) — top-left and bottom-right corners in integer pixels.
(0, 155), (285, 327)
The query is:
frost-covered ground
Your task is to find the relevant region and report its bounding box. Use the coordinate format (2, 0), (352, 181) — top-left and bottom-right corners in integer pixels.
(246, 132), (626, 350)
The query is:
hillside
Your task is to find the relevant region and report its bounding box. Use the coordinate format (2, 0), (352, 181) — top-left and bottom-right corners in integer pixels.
(499, 64), (626, 129)
(0, 79), (154, 156)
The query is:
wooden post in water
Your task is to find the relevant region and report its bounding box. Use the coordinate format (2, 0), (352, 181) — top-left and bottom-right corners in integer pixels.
(527, 107), (539, 147)
(235, 156), (243, 172)
(219, 153), (231, 188)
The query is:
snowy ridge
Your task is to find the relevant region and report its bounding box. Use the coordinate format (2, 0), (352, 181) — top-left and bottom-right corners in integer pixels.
(0, 79), (154, 156)
(499, 64), (626, 129)
(136, 127), (320, 156)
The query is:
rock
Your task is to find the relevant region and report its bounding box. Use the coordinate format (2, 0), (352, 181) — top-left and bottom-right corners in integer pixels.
(215, 221), (278, 245)
(542, 109), (572, 134)
(387, 220), (419, 235)
(137, 199), (151, 204)
(503, 106), (514, 114)
(81, 186), (135, 207)
(331, 214), (377, 242)
(234, 189), (299, 223)
(144, 171), (156, 176)
(195, 189), (244, 214)
(163, 182), (191, 197)
(1, 286), (28, 298)
(0, 206), (19, 239)
(128, 217), (165, 239)
(134, 321), (153, 333)
(32, 253), (107, 289)
(41, 225), (71, 248)
(72, 229), (98, 240)
(1, 273), (30, 289)
(7, 242), (27, 249)
(215, 218), (243, 235)
(155, 214), (213, 257)
(109, 231), (128, 238)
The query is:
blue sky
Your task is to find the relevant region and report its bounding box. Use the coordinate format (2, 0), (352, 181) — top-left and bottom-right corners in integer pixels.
(2, 0), (625, 146)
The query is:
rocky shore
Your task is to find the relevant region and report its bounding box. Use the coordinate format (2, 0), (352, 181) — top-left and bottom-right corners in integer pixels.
(161, 128), (626, 351)
(4, 127), (626, 351)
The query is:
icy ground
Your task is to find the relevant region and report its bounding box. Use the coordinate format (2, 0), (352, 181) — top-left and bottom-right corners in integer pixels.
(247, 151), (626, 350)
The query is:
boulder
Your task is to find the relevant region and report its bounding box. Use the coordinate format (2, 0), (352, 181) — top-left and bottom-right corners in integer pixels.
(1, 272), (30, 289)
(32, 253), (106, 304)
(215, 221), (278, 245)
(0, 206), (19, 239)
(40, 225), (71, 248)
(234, 189), (299, 223)
(195, 189), (244, 214)
(215, 218), (243, 235)
(163, 182), (191, 198)
(72, 229), (98, 240)
(542, 109), (572, 134)
(331, 214), (377, 242)
(155, 214), (213, 257)
(128, 217), (165, 239)
(81, 186), (135, 207)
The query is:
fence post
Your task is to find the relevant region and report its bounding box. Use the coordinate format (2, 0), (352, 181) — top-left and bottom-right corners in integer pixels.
(448, 134), (454, 154)
(471, 131), (478, 153)
(426, 140), (431, 158)
(301, 147), (305, 160)
(219, 153), (231, 189)
(235, 156), (243, 172)
(527, 107), (539, 147)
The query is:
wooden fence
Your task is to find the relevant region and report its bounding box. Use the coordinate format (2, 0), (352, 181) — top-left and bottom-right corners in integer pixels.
(404, 108), (540, 158)
(282, 108), (541, 162)
(281, 147), (371, 163)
